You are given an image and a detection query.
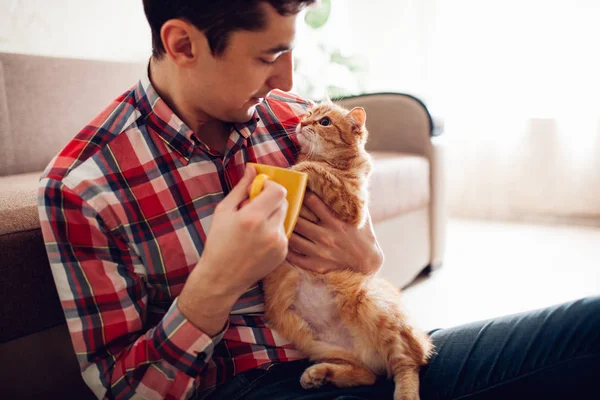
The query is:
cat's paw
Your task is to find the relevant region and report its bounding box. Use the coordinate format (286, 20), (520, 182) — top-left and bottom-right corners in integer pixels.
(300, 364), (329, 389)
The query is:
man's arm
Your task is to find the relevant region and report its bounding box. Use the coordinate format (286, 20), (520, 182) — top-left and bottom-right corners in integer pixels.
(39, 178), (226, 399)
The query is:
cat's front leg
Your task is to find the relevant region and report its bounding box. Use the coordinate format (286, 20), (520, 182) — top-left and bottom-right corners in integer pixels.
(290, 162), (325, 193)
(291, 163), (358, 225)
(290, 163), (320, 223)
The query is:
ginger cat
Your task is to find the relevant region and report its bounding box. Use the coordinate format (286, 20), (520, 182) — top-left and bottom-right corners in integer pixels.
(262, 103), (433, 400)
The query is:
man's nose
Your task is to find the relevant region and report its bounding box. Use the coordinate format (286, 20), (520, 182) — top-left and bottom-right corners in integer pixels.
(267, 52), (294, 92)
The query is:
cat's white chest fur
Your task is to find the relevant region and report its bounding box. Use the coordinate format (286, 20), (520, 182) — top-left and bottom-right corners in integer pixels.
(292, 269), (388, 375)
(294, 270), (355, 349)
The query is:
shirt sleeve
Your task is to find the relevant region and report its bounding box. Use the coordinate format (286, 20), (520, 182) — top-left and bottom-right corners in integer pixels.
(38, 177), (226, 400)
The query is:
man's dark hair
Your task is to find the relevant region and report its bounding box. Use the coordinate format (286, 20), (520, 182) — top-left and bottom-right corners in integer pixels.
(143, 0), (316, 58)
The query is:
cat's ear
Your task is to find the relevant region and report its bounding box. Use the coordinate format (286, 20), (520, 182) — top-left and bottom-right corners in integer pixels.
(323, 92), (333, 104)
(347, 107), (366, 128)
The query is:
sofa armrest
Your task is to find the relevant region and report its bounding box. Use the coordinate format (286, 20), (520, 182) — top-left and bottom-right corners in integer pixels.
(336, 93), (441, 159)
(336, 93), (447, 269)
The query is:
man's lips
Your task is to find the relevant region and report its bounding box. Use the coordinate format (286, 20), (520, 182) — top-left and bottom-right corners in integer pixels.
(251, 92), (270, 102)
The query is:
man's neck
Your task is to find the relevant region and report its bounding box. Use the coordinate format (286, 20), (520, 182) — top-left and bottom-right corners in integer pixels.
(148, 58), (230, 154)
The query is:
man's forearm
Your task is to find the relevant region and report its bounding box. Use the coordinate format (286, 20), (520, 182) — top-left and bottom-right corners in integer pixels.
(178, 258), (241, 336)
(178, 288), (235, 336)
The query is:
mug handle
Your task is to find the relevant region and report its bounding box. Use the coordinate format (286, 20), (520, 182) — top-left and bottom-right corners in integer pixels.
(250, 174), (270, 201)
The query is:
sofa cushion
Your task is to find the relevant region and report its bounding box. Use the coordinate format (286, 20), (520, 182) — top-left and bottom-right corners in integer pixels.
(0, 172), (42, 235)
(368, 151), (430, 224)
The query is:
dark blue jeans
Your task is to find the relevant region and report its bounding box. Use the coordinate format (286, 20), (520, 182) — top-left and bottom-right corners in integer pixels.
(206, 296), (600, 399)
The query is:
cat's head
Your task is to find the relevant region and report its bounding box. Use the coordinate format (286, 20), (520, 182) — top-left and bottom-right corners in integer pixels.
(295, 102), (368, 161)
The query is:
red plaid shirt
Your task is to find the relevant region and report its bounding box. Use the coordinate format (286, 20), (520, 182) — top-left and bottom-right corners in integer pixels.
(38, 69), (311, 399)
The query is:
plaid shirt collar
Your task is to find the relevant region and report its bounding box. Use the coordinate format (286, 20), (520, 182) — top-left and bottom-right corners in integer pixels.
(134, 64), (260, 160)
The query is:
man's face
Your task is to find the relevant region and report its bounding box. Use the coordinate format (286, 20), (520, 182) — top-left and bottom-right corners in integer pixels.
(187, 3), (298, 123)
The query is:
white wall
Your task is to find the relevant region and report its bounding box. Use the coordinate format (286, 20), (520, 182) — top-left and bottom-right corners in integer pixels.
(0, 0), (151, 61)
(0, 0), (429, 92)
(346, 0), (430, 100)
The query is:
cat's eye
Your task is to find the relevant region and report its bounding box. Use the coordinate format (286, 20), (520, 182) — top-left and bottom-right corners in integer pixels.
(319, 117), (331, 126)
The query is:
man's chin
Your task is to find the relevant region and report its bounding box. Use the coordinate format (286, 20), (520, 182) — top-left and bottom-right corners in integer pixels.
(229, 106), (259, 124)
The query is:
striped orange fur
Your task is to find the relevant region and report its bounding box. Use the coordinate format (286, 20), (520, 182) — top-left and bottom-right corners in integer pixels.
(262, 103), (433, 400)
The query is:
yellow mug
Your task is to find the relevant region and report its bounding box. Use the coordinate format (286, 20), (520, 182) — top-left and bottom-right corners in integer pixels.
(247, 162), (308, 238)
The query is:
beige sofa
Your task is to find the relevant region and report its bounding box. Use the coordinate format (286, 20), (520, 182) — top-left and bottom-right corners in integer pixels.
(0, 52), (445, 399)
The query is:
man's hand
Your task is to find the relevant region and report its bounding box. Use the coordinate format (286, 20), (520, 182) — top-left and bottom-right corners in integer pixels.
(178, 165), (289, 335)
(286, 192), (384, 275)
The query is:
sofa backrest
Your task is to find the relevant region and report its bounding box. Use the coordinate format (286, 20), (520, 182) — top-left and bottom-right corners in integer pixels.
(0, 52), (144, 176)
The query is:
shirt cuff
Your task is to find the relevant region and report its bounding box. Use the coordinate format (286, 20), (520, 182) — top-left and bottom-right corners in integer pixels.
(153, 298), (228, 378)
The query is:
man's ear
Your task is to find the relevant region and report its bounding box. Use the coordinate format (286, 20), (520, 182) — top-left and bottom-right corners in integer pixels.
(160, 19), (200, 66)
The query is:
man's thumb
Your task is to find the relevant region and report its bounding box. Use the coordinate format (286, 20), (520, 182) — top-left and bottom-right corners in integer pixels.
(219, 164), (257, 210)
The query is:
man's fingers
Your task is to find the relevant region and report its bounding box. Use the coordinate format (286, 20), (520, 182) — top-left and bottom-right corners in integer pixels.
(286, 251), (327, 273)
(288, 232), (315, 255)
(238, 199), (251, 209)
(267, 195), (289, 227)
(292, 216), (322, 242)
(304, 192), (336, 225)
(286, 251), (311, 270)
(244, 180), (287, 218)
(219, 165), (257, 211)
(299, 205), (319, 223)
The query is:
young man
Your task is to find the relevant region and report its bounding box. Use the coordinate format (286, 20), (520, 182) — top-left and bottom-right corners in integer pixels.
(38, 1), (599, 399)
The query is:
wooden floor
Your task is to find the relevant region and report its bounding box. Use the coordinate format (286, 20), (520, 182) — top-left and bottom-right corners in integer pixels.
(402, 218), (600, 332)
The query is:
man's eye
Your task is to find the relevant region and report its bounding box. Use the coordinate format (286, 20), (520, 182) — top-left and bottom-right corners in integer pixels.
(319, 117), (331, 126)
(260, 58), (276, 65)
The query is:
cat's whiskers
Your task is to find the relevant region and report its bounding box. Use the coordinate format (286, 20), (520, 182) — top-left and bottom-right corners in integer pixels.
(302, 128), (319, 159)
(306, 142), (317, 159)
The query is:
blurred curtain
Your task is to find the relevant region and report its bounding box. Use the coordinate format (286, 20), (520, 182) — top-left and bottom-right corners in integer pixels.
(345, 0), (600, 224)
